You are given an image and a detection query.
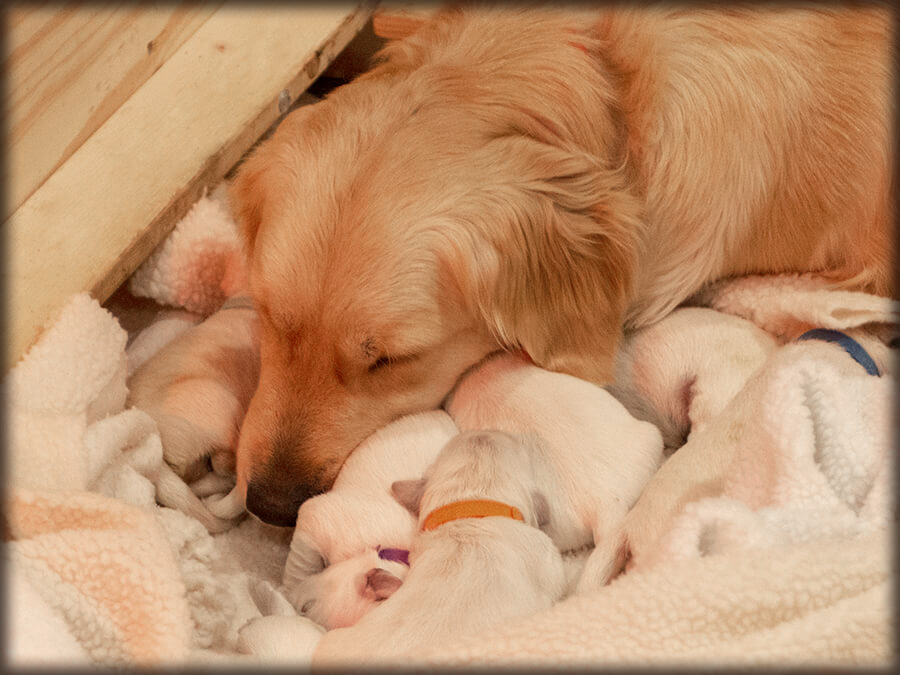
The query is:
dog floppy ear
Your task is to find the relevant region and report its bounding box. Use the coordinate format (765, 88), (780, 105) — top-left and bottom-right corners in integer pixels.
(437, 137), (641, 385)
(229, 151), (268, 259)
(391, 478), (427, 516)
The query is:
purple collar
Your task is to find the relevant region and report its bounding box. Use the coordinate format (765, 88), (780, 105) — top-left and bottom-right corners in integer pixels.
(376, 547), (410, 566)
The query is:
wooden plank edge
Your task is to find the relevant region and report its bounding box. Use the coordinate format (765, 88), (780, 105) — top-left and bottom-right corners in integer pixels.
(92, 5), (375, 306)
(4, 2), (376, 373)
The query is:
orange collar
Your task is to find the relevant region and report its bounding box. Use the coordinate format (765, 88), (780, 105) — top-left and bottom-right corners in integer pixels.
(421, 499), (525, 532)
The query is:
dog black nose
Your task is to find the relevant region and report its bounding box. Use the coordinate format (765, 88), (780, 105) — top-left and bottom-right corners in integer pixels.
(245, 480), (316, 527)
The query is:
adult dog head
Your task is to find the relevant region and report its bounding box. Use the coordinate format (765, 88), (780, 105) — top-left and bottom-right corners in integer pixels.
(231, 2), (893, 526)
(230, 6), (640, 525)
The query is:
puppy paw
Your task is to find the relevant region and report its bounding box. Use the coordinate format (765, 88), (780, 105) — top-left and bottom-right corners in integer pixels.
(248, 579), (297, 617)
(574, 533), (627, 595)
(237, 615), (324, 664)
(204, 485), (245, 520)
(189, 471), (235, 498)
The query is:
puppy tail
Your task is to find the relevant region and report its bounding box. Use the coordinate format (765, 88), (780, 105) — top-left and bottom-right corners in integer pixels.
(156, 462), (242, 534)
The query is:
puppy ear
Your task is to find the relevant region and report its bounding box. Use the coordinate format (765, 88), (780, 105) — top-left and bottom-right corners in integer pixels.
(283, 530), (328, 586)
(531, 491), (551, 529)
(363, 568), (403, 601)
(437, 137), (640, 384)
(391, 478), (427, 515)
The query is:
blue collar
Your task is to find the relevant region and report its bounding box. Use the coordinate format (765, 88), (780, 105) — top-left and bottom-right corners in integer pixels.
(796, 329), (880, 377)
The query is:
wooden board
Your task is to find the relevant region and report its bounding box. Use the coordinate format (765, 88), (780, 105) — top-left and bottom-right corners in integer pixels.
(3, 2), (222, 221)
(4, 1), (376, 372)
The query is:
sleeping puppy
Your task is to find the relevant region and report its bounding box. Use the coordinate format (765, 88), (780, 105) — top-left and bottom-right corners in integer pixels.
(607, 307), (779, 452)
(126, 296), (258, 532)
(281, 410), (458, 628)
(229, 3), (892, 526)
(443, 351), (664, 593)
(311, 430), (567, 666)
(285, 548), (409, 631)
(610, 320), (896, 574)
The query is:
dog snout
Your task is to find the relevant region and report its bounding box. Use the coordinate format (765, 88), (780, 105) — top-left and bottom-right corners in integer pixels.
(245, 477), (320, 527)
(244, 431), (325, 526)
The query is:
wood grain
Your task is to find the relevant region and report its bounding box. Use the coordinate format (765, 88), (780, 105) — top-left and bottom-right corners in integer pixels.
(3, 2), (222, 221)
(4, 1), (375, 371)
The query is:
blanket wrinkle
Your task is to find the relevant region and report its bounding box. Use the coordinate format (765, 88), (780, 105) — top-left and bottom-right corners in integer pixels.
(6, 488), (193, 665)
(4, 291), (198, 665)
(153, 507), (235, 650)
(405, 533), (891, 667)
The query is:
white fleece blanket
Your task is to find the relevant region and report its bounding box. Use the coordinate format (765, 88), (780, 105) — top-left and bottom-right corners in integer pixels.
(4, 184), (895, 667)
(408, 350), (895, 667)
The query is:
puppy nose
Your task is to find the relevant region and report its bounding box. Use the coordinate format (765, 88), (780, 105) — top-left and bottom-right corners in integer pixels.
(245, 480), (317, 527)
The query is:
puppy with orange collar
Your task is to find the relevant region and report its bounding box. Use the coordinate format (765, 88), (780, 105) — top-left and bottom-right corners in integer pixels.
(444, 351), (665, 593)
(281, 410), (458, 629)
(311, 430), (567, 666)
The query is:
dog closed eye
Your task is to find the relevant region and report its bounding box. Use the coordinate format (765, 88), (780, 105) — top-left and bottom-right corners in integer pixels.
(367, 353), (421, 374)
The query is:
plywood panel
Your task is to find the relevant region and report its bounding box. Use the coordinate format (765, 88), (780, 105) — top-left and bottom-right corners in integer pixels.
(3, 2), (222, 220)
(4, 1), (375, 371)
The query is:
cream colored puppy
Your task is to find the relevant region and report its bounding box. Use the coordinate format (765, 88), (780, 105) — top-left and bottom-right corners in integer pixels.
(126, 297), (258, 532)
(608, 307), (780, 452)
(612, 321), (896, 572)
(281, 411), (458, 628)
(444, 352), (664, 593)
(312, 430), (567, 666)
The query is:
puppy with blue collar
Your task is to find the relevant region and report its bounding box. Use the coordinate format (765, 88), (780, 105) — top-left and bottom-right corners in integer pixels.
(605, 312), (895, 575)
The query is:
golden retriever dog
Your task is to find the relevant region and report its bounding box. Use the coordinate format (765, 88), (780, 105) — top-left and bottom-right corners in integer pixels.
(230, 3), (893, 526)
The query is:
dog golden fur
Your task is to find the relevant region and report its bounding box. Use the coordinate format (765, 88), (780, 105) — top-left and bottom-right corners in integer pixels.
(230, 3), (894, 526)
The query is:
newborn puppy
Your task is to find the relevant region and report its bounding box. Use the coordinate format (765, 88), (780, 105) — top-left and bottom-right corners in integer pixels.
(607, 307), (779, 451)
(286, 548), (409, 631)
(443, 351), (664, 593)
(281, 410), (458, 628)
(611, 318), (896, 573)
(312, 430), (567, 666)
(126, 296), (258, 532)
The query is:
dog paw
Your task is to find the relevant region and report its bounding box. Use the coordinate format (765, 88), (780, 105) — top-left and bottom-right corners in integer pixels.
(237, 615), (324, 663)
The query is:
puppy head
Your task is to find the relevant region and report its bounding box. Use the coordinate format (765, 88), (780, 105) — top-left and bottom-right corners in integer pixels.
(231, 39), (638, 525)
(285, 491), (418, 581)
(285, 548), (407, 630)
(392, 430), (552, 530)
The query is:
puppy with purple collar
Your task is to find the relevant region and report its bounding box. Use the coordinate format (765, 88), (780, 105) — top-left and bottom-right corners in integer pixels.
(281, 410), (458, 629)
(310, 430), (567, 666)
